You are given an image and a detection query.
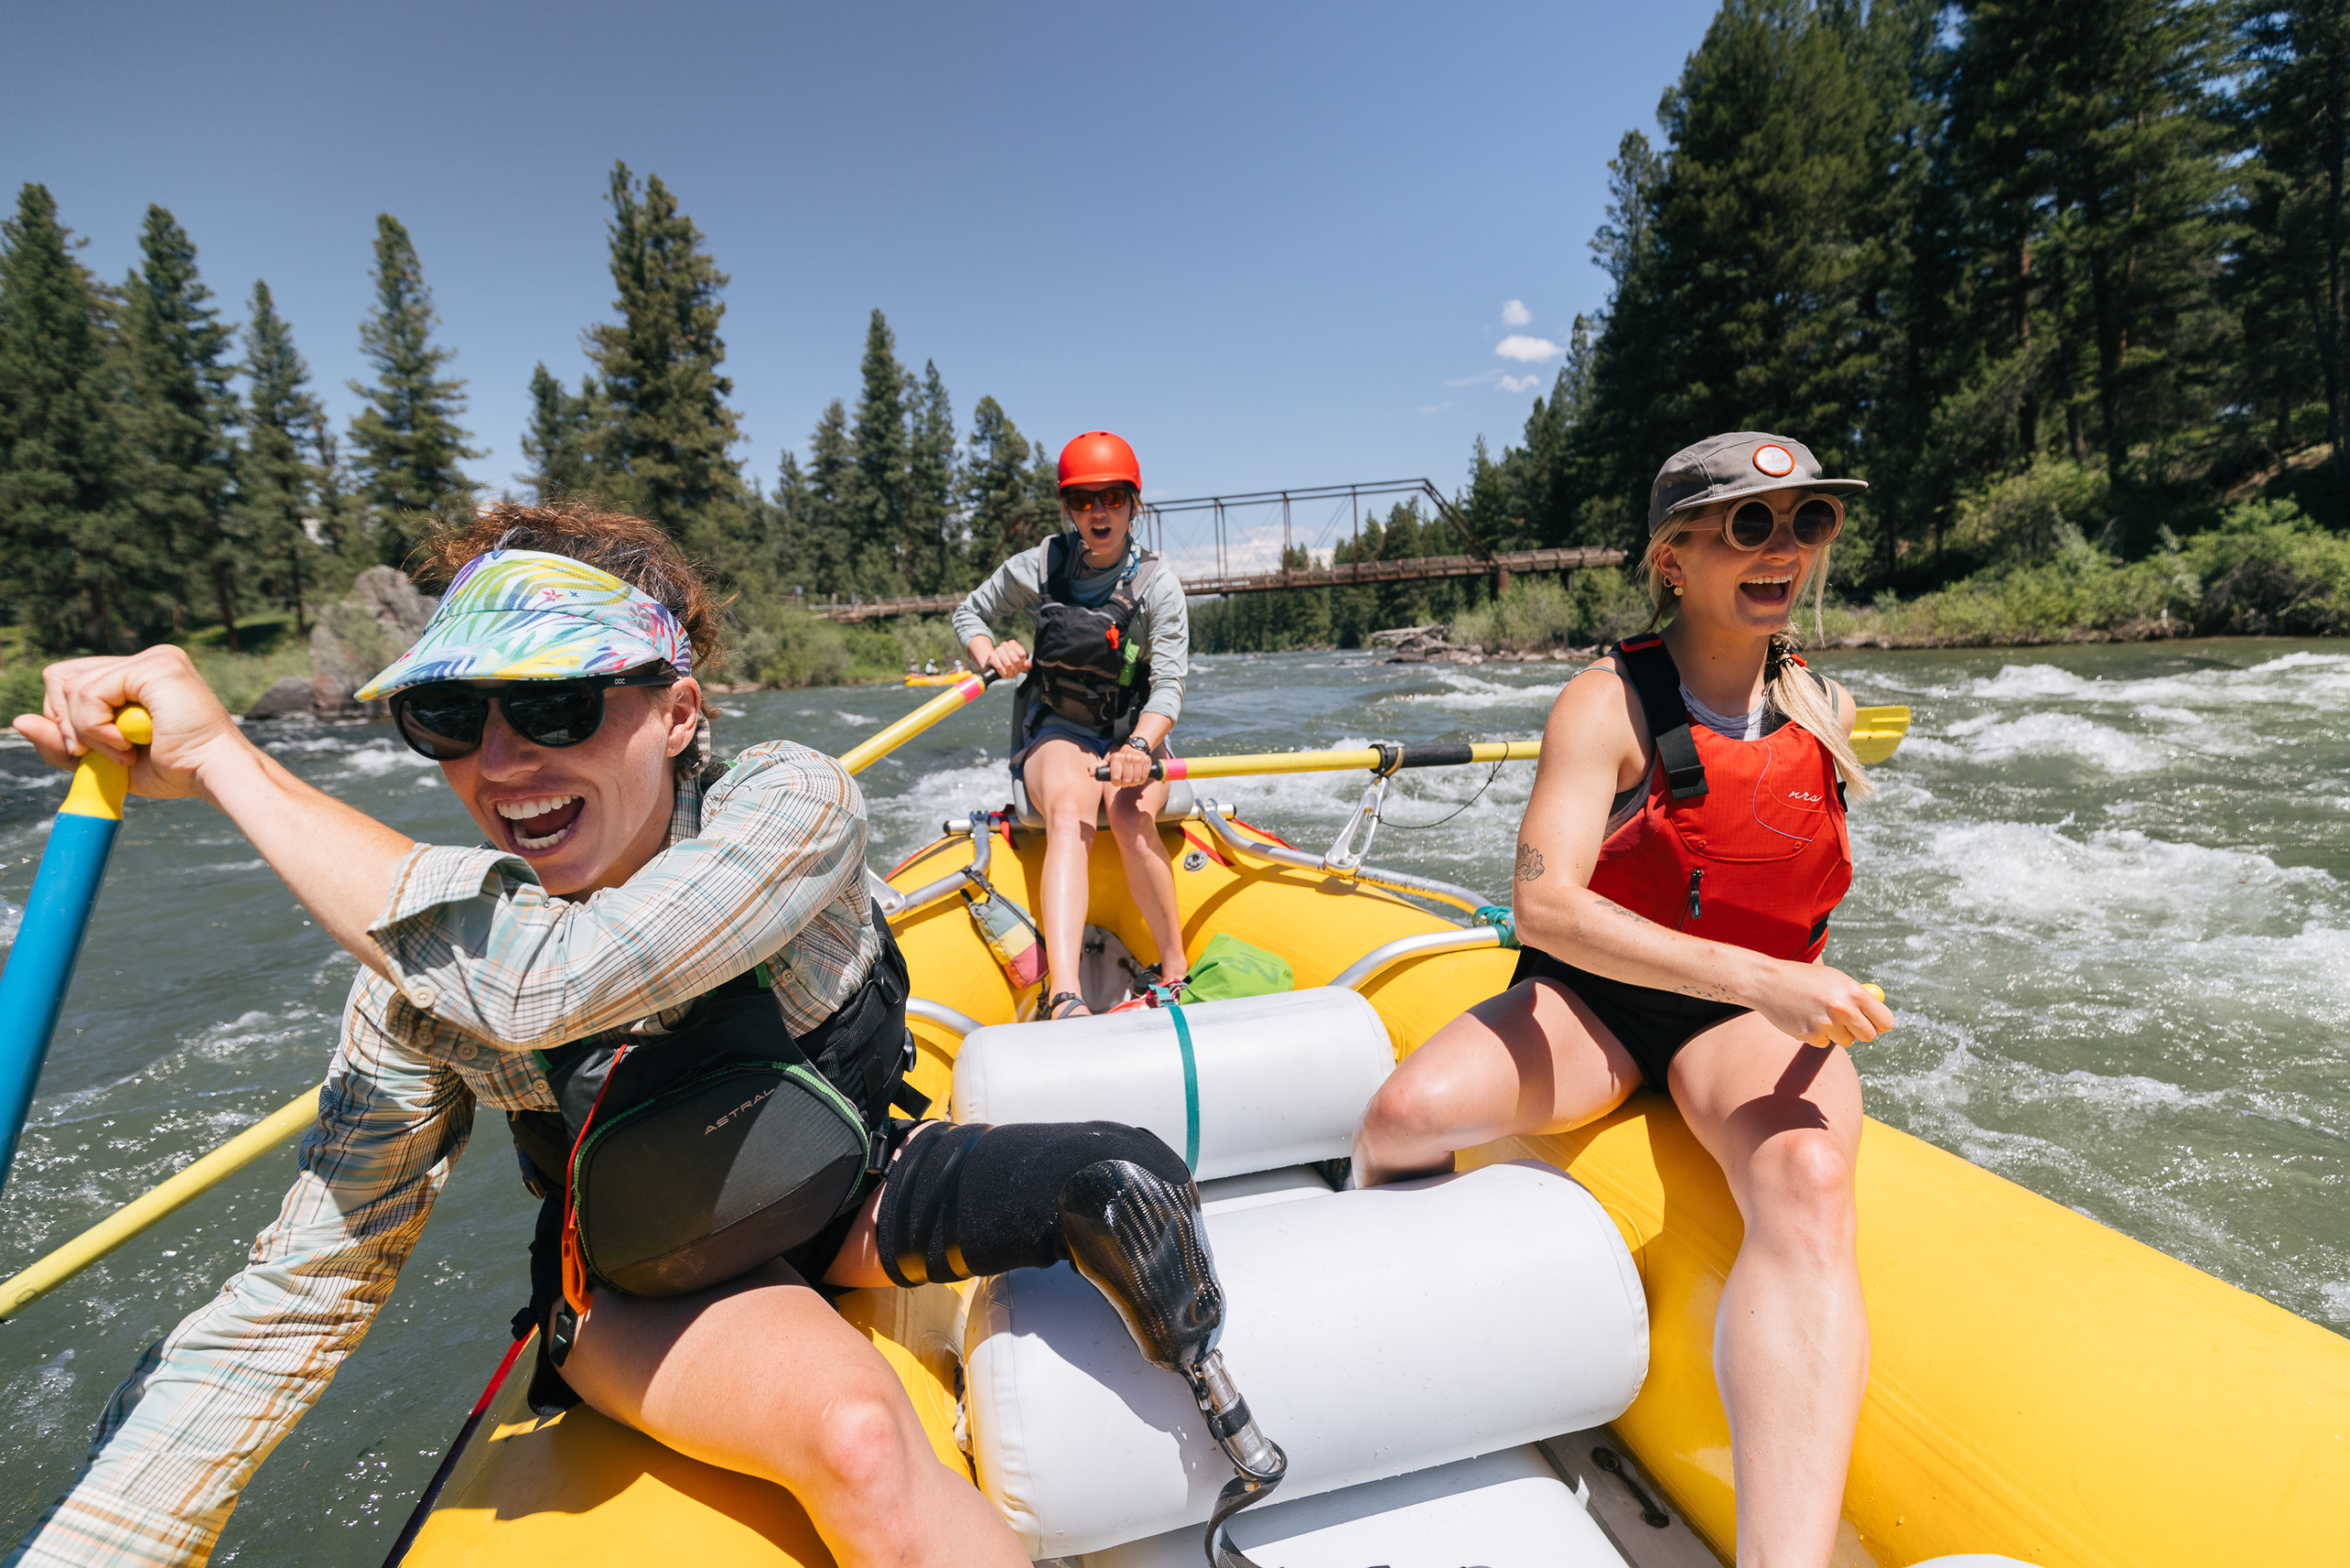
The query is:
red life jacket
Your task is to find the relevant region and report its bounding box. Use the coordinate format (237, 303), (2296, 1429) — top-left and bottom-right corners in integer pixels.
(1588, 633), (1851, 962)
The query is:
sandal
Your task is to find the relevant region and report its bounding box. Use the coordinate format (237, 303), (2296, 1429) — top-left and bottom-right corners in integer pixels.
(1046, 991), (1091, 1021)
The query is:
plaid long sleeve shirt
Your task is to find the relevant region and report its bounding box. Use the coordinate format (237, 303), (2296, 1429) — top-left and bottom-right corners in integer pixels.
(6, 740), (884, 1568)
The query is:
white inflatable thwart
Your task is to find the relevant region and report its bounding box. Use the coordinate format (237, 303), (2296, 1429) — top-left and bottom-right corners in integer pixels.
(964, 1160), (1648, 1559)
(949, 988), (1393, 1181)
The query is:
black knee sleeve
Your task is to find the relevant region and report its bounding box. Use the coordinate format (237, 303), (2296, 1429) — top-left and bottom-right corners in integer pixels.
(875, 1119), (1192, 1288)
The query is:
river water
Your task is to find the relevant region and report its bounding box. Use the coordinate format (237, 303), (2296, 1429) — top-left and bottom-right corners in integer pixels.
(0, 640), (2343, 1562)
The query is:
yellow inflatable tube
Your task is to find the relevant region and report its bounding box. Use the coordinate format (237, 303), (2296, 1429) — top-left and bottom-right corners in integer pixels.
(1474, 1102), (2350, 1565)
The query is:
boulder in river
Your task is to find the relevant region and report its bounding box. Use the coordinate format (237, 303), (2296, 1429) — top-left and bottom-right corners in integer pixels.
(308, 567), (438, 717)
(243, 677), (318, 722)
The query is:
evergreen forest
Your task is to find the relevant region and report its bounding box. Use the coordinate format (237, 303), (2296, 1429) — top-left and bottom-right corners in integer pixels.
(6, 0), (2350, 688)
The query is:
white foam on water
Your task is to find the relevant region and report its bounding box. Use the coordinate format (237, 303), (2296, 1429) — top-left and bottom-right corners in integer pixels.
(2320, 1282), (2350, 1326)
(1939, 711), (2170, 772)
(834, 711), (877, 725)
(1897, 820), (2337, 941)
(1963, 653), (2350, 711)
(262, 732), (366, 756)
(334, 742), (437, 777)
(1384, 668), (1560, 711)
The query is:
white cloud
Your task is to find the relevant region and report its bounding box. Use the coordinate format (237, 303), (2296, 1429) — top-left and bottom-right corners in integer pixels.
(1501, 299), (1532, 327)
(1444, 369), (1503, 388)
(1497, 374), (1542, 394)
(1495, 334), (1564, 363)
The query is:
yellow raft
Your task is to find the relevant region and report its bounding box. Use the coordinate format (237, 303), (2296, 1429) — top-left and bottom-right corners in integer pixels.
(391, 788), (2348, 1567)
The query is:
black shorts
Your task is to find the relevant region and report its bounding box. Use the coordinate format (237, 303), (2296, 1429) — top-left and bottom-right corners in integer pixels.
(1510, 945), (1748, 1092)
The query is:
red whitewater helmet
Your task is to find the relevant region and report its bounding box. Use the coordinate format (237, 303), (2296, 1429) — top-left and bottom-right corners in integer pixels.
(1058, 431), (1141, 491)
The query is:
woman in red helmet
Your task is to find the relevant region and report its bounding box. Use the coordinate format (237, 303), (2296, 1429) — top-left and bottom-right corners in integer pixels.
(953, 431), (1192, 1019)
(1352, 432), (1897, 1568)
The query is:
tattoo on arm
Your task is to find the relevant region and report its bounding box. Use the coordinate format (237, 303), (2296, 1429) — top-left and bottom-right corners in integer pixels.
(1516, 842), (1546, 882)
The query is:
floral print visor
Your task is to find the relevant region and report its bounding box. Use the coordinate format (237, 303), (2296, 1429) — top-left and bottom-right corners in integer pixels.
(355, 549), (694, 700)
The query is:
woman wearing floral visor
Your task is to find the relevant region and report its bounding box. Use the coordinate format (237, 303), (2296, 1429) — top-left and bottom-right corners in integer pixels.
(8, 500), (1279, 1568)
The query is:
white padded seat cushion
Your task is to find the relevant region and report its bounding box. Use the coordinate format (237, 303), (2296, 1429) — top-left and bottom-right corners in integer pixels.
(964, 1160), (1649, 1558)
(950, 990), (1393, 1182)
(1011, 772), (1197, 830)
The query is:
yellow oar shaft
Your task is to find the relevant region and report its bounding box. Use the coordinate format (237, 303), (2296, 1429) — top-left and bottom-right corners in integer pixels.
(1106, 706), (1912, 782)
(0, 1086), (319, 1318)
(1150, 739), (1542, 782)
(837, 671), (998, 776)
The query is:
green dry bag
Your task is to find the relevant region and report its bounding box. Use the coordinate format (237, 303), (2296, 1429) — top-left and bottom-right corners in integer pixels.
(1179, 932), (1293, 1002)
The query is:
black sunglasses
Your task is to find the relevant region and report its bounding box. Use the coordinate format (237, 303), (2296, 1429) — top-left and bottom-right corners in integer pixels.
(390, 670), (677, 761)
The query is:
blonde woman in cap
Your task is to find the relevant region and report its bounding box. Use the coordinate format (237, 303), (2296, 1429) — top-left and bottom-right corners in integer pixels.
(1353, 432), (1894, 1566)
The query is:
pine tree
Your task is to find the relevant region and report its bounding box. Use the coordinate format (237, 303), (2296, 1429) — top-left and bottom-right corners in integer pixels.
(585, 163), (746, 546)
(0, 184), (129, 652)
(120, 205), (242, 646)
(961, 395), (1055, 573)
(2236, 0), (2350, 519)
(797, 399), (861, 598)
(520, 363), (599, 501)
(306, 406), (360, 582)
(850, 309), (912, 597)
(349, 214), (479, 566)
(907, 360), (958, 593)
(237, 280), (322, 633)
(1943, 0), (2232, 520)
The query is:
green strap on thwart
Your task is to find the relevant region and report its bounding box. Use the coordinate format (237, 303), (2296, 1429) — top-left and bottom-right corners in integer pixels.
(1168, 1002), (1200, 1171)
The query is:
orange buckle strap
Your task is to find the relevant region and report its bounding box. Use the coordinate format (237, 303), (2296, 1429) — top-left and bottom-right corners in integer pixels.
(561, 1207), (593, 1317)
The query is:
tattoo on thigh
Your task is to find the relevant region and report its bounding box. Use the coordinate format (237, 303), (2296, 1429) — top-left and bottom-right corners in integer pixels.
(1516, 842), (1546, 881)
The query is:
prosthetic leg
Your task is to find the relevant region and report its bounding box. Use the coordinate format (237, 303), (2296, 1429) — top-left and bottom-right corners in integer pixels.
(1058, 1159), (1287, 1568)
(877, 1121), (1287, 1567)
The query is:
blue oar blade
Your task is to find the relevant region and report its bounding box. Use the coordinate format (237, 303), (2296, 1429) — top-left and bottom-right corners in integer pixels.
(0, 812), (124, 1194)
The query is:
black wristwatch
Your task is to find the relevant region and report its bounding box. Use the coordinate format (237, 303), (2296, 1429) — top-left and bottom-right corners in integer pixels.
(1123, 735), (1153, 756)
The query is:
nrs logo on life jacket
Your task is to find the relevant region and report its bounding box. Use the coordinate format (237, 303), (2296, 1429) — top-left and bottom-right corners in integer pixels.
(1590, 634), (1852, 962)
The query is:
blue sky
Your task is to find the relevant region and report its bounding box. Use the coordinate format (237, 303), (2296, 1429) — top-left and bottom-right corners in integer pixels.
(3, 0), (1718, 529)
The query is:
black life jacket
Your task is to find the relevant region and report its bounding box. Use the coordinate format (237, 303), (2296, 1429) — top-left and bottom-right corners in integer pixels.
(1019, 532), (1161, 748)
(506, 912), (920, 1304)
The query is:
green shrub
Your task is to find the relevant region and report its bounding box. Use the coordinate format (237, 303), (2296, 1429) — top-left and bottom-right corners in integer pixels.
(726, 600), (853, 688)
(1948, 456), (2112, 564)
(1451, 566), (1651, 652)
(190, 644), (318, 714)
(2179, 500), (2350, 634)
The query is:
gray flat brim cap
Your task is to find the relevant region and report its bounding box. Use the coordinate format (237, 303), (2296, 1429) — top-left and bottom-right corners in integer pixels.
(1649, 431), (1866, 532)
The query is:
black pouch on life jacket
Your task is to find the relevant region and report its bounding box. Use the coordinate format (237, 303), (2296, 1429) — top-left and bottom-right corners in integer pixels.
(509, 918), (915, 1301)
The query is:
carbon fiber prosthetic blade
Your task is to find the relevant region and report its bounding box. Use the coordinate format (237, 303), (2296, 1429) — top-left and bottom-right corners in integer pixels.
(1056, 1159), (1288, 1568)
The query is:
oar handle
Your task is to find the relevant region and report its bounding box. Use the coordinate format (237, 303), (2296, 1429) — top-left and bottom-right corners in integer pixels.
(0, 704), (153, 1199)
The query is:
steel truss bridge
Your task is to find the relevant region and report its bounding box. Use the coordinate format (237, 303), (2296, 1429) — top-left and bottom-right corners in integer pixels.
(801, 477), (1625, 623)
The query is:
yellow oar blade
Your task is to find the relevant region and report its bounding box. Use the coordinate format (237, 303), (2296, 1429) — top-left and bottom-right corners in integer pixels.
(0, 1085), (319, 1318)
(1851, 704), (1910, 765)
